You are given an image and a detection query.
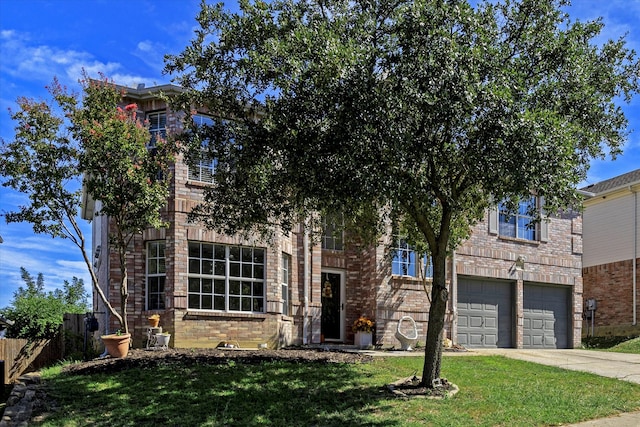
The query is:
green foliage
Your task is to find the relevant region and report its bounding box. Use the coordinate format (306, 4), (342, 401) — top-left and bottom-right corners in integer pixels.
(0, 73), (177, 335)
(0, 268), (89, 341)
(165, 0), (639, 385)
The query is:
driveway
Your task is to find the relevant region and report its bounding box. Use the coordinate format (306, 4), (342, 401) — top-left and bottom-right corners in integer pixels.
(468, 348), (640, 384)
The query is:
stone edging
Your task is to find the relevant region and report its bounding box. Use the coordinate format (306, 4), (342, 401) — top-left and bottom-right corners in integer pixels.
(387, 376), (460, 399)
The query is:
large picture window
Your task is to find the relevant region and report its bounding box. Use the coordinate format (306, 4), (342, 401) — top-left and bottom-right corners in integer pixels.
(498, 197), (537, 241)
(147, 241), (166, 310)
(188, 242), (265, 312)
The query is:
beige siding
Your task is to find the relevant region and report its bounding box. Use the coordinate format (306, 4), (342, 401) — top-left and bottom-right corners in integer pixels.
(583, 192), (637, 267)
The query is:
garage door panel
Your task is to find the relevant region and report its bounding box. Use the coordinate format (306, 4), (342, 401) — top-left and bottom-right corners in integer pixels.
(458, 278), (513, 348)
(523, 283), (569, 349)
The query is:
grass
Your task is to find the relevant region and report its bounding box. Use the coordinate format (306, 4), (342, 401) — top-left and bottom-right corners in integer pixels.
(607, 336), (640, 354)
(582, 335), (640, 354)
(32, 355), (640, 427)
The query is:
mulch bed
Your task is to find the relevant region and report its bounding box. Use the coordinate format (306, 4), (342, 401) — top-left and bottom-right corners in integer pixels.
(62, 347), (374, 375)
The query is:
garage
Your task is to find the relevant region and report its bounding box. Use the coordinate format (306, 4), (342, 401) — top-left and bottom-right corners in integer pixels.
(457, 278), (513, 348)
(523, 283), (570, 349)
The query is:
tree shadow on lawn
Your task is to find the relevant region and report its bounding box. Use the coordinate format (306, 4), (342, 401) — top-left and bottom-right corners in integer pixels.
(38, 354), (403, 427)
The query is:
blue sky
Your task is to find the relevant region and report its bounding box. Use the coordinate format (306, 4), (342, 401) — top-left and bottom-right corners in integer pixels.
(1, 0), (639, 310)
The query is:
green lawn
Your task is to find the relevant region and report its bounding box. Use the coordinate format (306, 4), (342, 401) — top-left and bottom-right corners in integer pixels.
(606, 336), (640, 354)
(33, 355), (640, 427)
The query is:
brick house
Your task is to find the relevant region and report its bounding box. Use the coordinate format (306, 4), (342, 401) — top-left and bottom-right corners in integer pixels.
(581, 169), (640, 337)
(85, 83), (583, 350)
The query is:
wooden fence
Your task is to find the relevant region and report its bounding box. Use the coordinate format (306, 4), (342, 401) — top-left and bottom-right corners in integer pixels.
(0, 313), (93, 384)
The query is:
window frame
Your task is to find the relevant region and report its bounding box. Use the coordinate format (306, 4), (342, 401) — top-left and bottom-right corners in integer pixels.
(146, 241), (166, 310)
(391, 236), (433, 279)
(186, 114), (217, 184)
(321, 217), (344, 251)
(187, 242), (266, 313)
(281, 253), (291, 316)
(147, 111), (166, 147)
(498, 196), (539, 241)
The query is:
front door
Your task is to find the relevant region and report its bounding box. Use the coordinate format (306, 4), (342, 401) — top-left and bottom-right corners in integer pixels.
(321, 271), (344, 341)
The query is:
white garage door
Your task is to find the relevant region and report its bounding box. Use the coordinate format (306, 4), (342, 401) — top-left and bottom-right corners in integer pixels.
(457, 278), (513, 348)
(523, 283), (569, 349)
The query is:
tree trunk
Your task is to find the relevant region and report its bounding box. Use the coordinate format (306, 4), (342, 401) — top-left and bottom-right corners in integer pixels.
(422, 252), (448, 387)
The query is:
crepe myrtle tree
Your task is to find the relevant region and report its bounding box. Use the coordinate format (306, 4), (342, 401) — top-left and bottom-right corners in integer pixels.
(0, 75), (176, 336)
(165, 0), (639, 387)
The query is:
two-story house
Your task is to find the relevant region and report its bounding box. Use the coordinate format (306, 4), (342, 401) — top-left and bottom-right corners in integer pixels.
(581, 169), (640, 337)
(85, 83), (583, 350)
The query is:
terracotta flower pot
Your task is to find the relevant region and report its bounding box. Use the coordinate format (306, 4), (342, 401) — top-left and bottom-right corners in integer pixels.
(101, 333), (131, 358)
(148, 317), (160, 327)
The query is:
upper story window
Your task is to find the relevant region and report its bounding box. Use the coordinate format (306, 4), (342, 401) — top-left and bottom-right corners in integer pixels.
(186, 114), (217, 183)
(148, 111), (166, 147)
(391, 236), (433, 278)
(498, 196), (537, 241)
(146, 241), (166, 310)
(322, 217), (344, 251)
(187, 242), (265, 313)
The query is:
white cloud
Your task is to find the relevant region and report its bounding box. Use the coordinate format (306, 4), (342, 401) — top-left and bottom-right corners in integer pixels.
(0, 29), (166, 91)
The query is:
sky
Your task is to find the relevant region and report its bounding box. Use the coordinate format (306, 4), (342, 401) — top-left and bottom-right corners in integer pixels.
(0, 0), (639, 310)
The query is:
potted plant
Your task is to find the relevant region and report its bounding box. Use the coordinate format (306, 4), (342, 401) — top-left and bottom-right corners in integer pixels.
(352, 316), (374, 349)
(148, 314), (160, 327)
(155, 331), (171, 349)
(101, 330), (131, 358)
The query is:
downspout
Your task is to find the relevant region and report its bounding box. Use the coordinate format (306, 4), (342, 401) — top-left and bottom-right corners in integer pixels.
(632, 186), (638, 326)
(303, 226), (310, 345)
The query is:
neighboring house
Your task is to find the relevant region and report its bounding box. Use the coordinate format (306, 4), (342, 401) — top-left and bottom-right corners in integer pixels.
(581, 169), (640, 337)
(84, 83), (583, 350)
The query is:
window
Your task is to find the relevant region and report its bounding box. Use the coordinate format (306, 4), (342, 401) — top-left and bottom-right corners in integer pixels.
(322, 217), (344, 250)
(186, 114), (218, 183)
(391, 237), (433, 278)
(282, 254), (291, 316)
(147, 241), (166, 310)
(188, 242), (265, 312)
(148, 111), (166, 147)
(498, 196), (537, 240)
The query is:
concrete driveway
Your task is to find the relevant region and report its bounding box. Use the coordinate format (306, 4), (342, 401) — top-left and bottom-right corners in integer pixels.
(468, 348), (640, 384)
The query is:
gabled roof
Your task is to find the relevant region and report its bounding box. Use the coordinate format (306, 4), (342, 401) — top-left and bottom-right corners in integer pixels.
(580, 168), (640, 196)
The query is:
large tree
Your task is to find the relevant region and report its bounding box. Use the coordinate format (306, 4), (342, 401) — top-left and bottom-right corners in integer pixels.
(165, 0), (639, 386)
(0, 76), (176, 336)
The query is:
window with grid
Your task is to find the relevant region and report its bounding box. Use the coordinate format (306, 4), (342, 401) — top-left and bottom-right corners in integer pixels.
(188, 242), (265, 312)
(148, 111), (166, 147)
(281, 254), (291, 316)
(391, 237), (433, 278)
(321, 217), (344, 250)
(186, 114), (217, 183)
(146, 241), (166, 310)
(498, 196), (537, 241)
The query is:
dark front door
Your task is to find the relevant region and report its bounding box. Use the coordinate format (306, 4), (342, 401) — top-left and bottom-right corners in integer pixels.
(321, 272), (342, 341)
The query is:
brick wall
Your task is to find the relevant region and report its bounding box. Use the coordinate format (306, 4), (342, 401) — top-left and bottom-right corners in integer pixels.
(583, 258), (640, 336)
